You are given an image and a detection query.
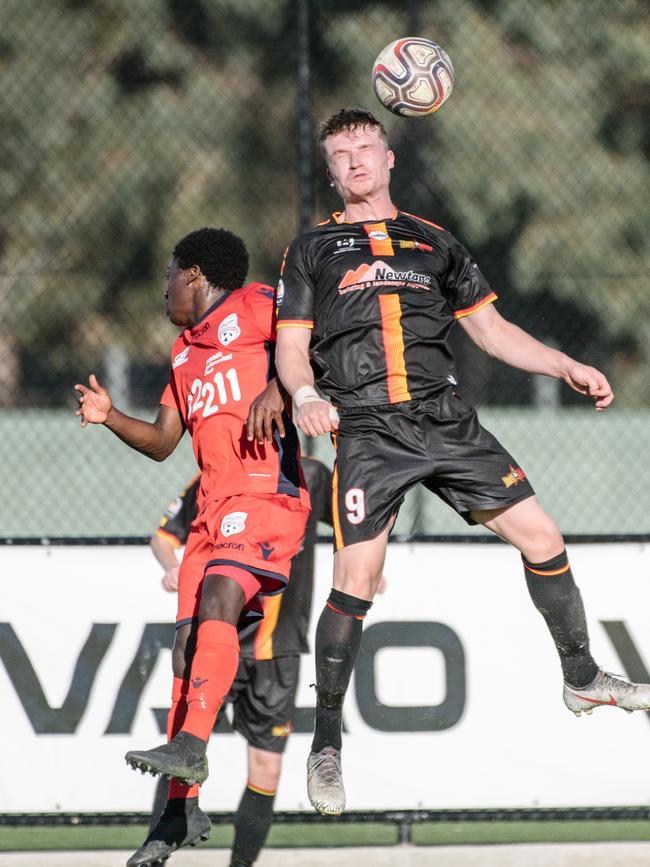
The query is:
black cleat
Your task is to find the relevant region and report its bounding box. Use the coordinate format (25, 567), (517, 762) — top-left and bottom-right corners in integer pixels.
(125, 732), (209, 787)
(127, 800), (211, 866)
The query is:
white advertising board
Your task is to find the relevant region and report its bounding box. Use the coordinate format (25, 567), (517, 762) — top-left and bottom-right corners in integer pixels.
(1, 542), (650, 813)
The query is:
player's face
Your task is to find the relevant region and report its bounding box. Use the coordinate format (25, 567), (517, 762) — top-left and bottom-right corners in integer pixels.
(165, 257), (194, 326)
(323, 126), (394, 204)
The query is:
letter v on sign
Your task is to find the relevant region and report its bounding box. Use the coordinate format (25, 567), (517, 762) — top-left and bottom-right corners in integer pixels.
(601, 620), (650, 725)
(0, 622), (116, 734)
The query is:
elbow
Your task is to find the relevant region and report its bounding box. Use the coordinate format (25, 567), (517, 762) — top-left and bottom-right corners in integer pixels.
(148, 428), (179, 461)
(149, 448), (171, 462)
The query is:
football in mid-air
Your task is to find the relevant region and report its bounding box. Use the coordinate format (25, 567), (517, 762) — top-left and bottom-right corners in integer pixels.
(372, 37), (454, 118)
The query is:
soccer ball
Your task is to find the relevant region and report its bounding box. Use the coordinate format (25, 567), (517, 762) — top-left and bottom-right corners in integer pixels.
(371, 37), (454, 118)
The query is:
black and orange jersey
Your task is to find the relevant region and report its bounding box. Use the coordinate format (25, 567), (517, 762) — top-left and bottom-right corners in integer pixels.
(276, 210), (496, 407)
(154, 457), (332, 660)
(155, 475), (201, 548)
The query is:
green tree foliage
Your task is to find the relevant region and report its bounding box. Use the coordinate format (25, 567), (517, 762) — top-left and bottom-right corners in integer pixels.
(1, 0), (649, 406)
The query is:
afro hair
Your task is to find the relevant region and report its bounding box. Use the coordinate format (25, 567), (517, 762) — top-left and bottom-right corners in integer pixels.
(173, 227), (249, 291)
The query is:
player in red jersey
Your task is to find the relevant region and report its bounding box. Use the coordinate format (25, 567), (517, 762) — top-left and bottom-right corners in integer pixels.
(275, 108), (650, 816)
(75, 227), (309, 866)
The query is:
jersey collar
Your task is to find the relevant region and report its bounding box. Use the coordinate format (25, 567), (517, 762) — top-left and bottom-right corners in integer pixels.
(191, 288), (236, 332)
(332, 208), (399, 224)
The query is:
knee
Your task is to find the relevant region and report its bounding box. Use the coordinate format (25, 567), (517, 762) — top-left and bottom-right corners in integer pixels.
(334, 575), (373, 599)
(248, 750), (282, 791)
(522, 514), (564, 563)
(333, 564), (380, 600)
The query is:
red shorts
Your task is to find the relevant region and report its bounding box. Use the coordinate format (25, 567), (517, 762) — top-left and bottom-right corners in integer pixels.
(177, 493), (310, 635)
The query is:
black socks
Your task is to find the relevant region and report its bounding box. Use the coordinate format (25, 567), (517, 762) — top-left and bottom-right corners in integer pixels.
(231, 784), (276, 866)
(523, 550), (599, 688)
(312, 589), (372, 752)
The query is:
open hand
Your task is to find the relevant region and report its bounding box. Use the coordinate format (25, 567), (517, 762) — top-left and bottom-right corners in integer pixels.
(74, 374), (113, 427)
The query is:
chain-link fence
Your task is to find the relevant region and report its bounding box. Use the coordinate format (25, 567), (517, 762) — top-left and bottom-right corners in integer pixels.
(1, 0), (649, 537)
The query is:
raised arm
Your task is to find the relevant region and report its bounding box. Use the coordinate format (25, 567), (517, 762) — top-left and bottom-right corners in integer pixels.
(459, 304), (614, 410)
(74, 373), (185, 459)
(275, 327), (339, 436)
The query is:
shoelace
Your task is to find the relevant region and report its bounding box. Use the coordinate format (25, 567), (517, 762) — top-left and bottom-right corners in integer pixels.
(310, 751), (342, 785)
(600, 671), (634, 691)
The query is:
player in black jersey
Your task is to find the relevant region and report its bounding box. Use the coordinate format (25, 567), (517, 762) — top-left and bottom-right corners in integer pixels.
(141, 458), (332, 867)
(275, 107), (650, 816)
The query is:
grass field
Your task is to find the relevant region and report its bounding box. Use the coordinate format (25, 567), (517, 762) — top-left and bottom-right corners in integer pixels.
(3, 820), (650, 851)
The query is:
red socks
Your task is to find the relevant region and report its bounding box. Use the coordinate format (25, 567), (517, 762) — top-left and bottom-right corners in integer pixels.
(165, 622), (240, 800)
(182, 620), (240, 742)
(166, 676), (199, 800)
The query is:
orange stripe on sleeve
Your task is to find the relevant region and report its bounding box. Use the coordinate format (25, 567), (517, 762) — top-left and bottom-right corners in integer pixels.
(398, 209), (446, 231)
(155, 528), (182, 548)
(276, 320), (314, 329)
(378, 294), (411, 403)
(454, 291), (497, 320)
(253, 594), (283, 660)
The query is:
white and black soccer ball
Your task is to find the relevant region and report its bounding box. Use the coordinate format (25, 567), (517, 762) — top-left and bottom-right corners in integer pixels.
(372, 37), (454, 118)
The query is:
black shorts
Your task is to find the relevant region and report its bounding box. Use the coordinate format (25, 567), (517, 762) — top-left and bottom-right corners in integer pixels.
(332, 389), (535, 549)
(219, 655), (300, 754)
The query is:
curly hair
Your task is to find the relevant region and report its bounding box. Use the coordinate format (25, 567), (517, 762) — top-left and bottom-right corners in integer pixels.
(317, 107), (388, 152)
(172, 227), (249, 291)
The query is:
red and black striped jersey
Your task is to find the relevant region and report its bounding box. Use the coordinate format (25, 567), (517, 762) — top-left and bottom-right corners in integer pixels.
(154, 457), (333, 659)
(277, 210), (496, 407)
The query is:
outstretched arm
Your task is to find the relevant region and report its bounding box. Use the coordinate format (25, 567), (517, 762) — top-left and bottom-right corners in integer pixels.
(459, 304), (613, 411)
(275, 327), (339, 436)
(74, 373), (185, 459)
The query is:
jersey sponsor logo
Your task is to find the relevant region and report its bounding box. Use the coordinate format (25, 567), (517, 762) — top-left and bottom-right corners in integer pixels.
(173, 347), (190, 368)
(338, 260), (431, 294)
(213, 541), (245, 552)
(501, 465), (527, 488)
(221, 511), (247, 537)
(276, 279), (285, 306)
(218, 313), (241, 346)
(368, 230), (389, 240)
(204, 351), (233, 376)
